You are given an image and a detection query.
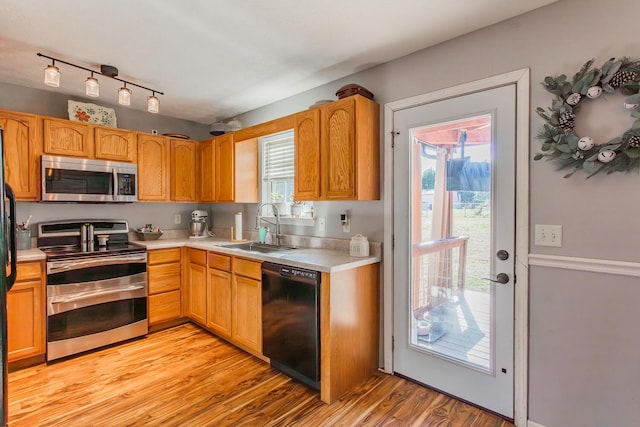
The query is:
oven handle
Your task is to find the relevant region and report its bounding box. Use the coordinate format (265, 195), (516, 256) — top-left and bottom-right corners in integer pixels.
(49, 284), (145, 304)
(112, 168), (117, 201)
(47, 253), (147, 274)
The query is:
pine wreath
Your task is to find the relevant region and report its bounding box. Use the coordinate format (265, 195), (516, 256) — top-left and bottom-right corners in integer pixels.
(534, 57), (640, 178)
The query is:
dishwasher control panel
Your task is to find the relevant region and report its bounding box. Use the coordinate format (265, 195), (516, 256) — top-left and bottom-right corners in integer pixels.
(281, 266), (318, 280)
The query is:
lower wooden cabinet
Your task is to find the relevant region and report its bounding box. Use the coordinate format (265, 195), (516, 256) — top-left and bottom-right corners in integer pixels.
(206, 253), (232, 338)
(7, 260), (45, 363)
(148, 248), (182, 326)
(187, 249), (208, 326)
(232, 258), (262, 353)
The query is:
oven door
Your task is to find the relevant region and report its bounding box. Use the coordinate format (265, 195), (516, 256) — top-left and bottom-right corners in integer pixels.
(46, 253), (148, 361)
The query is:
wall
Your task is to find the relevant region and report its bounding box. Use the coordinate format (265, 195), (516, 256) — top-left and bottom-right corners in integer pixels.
(233, 0), (640, 425)
(0, 81), (210, 233)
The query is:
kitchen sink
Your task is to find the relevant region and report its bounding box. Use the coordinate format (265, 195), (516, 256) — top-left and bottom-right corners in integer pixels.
(224, 242), (297, 253)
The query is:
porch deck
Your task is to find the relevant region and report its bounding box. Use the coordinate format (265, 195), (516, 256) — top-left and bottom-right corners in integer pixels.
(415, 290), (491, 371)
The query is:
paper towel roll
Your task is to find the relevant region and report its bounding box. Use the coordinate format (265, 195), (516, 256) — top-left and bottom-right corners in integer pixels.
(235, 212), (243, 241)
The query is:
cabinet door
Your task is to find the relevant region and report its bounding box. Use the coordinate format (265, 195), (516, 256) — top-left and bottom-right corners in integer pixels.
(94, 127), (136, 162)
(214, 133), (234, 202)
(171, 139), (197, 201)
(234, 137), (259, 203)
(43, 118), (92, 157)
(294, 109), (321, 200)
(188, 261), (207, 326)
(148, 262), (181, 294)
(321, 98), (357, 199)
(7, 261), (44, 363)
(137, 134), (170, 201)
(233, 275), (262, 353)
(199, 139), (215, 202)
(207, 268), (232, 338)
(0, 111), (42, 200)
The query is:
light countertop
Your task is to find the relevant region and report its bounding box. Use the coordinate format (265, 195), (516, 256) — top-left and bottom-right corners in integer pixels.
(133, 237), (381, 273)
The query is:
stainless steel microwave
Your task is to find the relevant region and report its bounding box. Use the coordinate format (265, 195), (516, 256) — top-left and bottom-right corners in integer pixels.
(41, 155), (138, 202)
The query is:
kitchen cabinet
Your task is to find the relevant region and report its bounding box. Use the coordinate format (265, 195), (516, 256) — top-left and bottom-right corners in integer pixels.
(206, 252), (232, 338)
(187, 248), (207, 326)
(137, 134), (171, 201)
(147, 248), (182, 326)
(43, 117), (93, 158)
(232, 257), (262, 353)
(7, 260), (45, 363)
(0, 109), (42, 200)
(94, 127), (136, 162)
(199, 138), (215, 202)
(171, 139), (197, 201)
(294, 95), (380, 201)
(214, 133), (234, 202)
(234, 137), (259, 203)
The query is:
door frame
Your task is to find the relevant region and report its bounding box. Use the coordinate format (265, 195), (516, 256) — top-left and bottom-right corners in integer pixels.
(382, 68), (530, 426)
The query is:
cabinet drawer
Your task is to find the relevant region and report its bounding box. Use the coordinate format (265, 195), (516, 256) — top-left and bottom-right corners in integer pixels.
(148, 248), (181, 265)
(208, 252), (231, 271)
(233, 258), (262, 280)
(149, 290), (182, 325)
(189, 249), (207, 266)
(16, 261), (42, 282)
(148, 263), (181, 294)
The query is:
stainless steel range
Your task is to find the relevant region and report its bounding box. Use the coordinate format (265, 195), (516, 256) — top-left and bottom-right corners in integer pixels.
(38, 219), (148, 361)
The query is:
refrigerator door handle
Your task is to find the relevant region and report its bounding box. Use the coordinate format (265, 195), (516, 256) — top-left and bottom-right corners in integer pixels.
(5, 183), (17, 290)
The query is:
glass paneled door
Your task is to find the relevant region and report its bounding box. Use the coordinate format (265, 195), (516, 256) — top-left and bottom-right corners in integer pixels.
(393, 85), (516, 417)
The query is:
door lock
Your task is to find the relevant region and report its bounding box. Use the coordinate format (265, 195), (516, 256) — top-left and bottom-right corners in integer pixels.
(483, 273), (510, 284)
(496, 249), (509, 260)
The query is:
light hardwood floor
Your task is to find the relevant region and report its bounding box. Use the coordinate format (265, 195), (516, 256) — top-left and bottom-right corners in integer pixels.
(8, 323), (514, 426)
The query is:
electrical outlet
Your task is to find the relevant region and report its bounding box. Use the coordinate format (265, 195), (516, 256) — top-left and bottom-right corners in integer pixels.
(318, 217), (325, 233)
(342, 219), (350, 233)
(174, 214), (181, 225)
(534, 224), (562, 247)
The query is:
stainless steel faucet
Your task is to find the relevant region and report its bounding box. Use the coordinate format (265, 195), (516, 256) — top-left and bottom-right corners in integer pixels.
(255, 203), (280, 246)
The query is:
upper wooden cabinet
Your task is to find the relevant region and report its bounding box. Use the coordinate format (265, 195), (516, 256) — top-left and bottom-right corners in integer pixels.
(137, 134), (170, 201)
(215, 133), (235, 202)
(171, 139), (197, 201)
(234, 137), (259, 203)
(294, 95), (380, 201)
(94, 127), (136, 162)
(0, 110), (42, 200)
(199, 138), (215, 202)
(43, 117), (93, 158)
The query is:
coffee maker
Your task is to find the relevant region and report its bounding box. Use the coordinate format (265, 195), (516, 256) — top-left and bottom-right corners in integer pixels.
(189, 209), (209, 239)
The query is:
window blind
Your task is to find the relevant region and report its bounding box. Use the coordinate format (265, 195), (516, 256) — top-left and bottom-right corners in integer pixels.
(263, 133), (294, 180)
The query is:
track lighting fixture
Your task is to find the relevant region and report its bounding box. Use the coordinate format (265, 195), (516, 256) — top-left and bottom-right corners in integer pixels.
(37, 52), (163, 113)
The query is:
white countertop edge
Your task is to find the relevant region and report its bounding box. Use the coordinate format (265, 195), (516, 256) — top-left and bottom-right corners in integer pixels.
(17, 248), (47, 262)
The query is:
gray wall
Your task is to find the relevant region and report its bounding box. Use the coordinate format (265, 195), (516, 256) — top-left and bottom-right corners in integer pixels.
(232, 0), (639, 425)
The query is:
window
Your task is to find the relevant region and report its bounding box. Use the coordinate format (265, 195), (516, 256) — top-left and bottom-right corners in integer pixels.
(260, 130), (313, 218)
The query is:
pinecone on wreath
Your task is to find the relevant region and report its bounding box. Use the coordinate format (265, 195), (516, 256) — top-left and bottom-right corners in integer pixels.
(628, 135), (640, 148)
(557, 112), (576, 131)
(610, 70), (637, 88)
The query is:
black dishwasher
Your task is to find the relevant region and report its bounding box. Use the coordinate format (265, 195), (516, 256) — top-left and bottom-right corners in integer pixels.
(262, 262), (320, 390)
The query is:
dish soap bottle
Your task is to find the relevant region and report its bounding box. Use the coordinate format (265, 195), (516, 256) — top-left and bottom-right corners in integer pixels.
(264, 228), (273, 245)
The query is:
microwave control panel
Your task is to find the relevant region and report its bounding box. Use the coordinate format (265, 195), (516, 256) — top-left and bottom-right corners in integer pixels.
(118, 173), (136, 196)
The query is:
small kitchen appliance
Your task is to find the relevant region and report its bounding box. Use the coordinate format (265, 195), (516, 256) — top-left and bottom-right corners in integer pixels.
(189, 210), (210, 239)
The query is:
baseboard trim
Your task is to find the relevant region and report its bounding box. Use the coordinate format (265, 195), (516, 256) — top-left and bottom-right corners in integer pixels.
(528, 420), (548, 427)
(528, 253), (640, 278)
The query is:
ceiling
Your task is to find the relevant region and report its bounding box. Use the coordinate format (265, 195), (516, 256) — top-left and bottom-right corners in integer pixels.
(0, 0), (556, 125)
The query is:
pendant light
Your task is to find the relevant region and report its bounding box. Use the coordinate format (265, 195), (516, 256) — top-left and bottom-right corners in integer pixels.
(118, 84), (131, 106)
(147, 91), (159, 114)
(85, 72), (100, 97)
(44, 60), (60, 87)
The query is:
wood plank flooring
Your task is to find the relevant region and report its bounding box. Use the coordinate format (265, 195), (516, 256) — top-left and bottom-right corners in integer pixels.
(8, 323), (514, 426)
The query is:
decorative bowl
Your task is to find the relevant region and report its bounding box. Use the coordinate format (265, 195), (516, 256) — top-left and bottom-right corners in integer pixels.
(135, 231), (163, 241)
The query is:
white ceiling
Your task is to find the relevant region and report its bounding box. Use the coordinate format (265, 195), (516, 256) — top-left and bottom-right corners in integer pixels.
(0, 0), (556, 124)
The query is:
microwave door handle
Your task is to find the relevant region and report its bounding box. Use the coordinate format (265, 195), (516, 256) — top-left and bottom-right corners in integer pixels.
(112, 168), (117, 201)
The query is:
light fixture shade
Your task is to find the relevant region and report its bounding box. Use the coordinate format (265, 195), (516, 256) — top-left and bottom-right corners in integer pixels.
(85, 76), (100, 97)
(44, 65), (60, 87)
(147, 95), (159, 113)
(118, 87), (131, 106)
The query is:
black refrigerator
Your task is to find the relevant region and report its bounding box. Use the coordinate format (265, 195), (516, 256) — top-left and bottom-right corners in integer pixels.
(0, 128), (18, 426)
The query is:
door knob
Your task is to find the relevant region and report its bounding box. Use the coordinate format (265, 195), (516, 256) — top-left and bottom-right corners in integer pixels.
(483, 273), (510, 284)
(496, 249), (509, 260)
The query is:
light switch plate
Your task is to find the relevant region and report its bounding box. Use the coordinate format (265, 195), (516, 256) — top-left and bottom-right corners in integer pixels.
(534, 224), (562, 247)
(318, 217), (326, 233)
